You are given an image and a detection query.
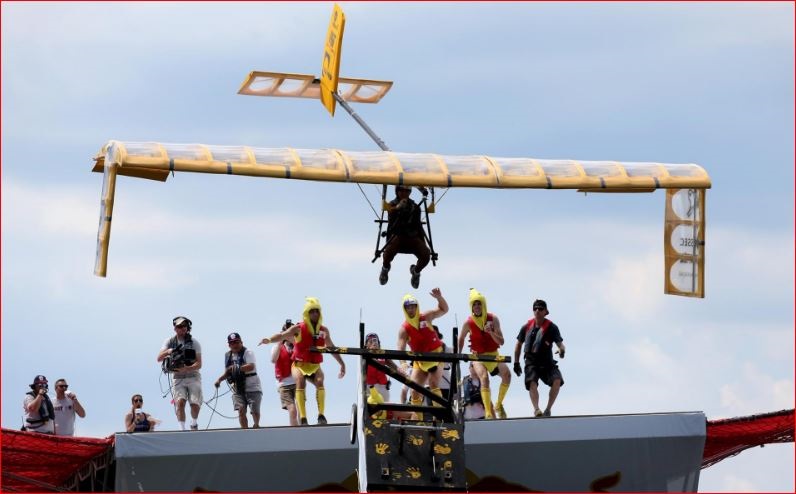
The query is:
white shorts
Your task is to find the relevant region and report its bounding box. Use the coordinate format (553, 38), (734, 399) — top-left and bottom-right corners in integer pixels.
(173, 375), (203, 406)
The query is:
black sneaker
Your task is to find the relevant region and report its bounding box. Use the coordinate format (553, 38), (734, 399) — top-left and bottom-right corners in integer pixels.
(410, 265), (420, 289)
(300, 417), (308, 425)
(317, 414), (327, 425)
(190, 423), (199, 430)
(543, 409), (551, 417)
(379, 266), (389, 285)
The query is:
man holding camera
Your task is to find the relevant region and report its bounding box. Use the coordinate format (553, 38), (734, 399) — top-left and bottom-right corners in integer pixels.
(157, 316), (203, 431)
(23, 375), (55, 434)
(214, 332), (263, 429)
(52, 378), (86, 436)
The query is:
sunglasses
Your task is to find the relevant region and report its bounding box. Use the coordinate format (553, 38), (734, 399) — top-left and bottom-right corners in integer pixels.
(533, 307), (545, 312)
(57, 384), (69, 389)
(133, 398), (143, 403)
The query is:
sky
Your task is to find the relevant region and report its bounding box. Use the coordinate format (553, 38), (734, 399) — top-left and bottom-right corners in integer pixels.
(1, 2), (793, 492)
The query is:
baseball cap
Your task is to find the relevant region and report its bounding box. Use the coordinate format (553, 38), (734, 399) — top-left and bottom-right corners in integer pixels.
(403, 297), (419, 307)
(30, 375), (48, 389)
(173, 316), (191, 327)
(227, 332), (242, 343)
(395, 185), (411, 193)
(532, 299), (548, 311)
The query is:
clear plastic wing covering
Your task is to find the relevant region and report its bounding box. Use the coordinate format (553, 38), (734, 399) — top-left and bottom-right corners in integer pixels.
(94, 144), (119, 277)
(237, 71), (393, 104)
(664, 189), (706, 298)
(91, 141), (712, 190)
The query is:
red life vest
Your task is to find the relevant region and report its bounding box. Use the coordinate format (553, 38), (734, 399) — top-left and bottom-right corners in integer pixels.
(526, 318), (551, 339)
(467, 313), (499, 353)
(403, 315), (442, 353)
(292, 321), (326, 364)
(275, 344), (293, 381)
(366, 359), (389, 385)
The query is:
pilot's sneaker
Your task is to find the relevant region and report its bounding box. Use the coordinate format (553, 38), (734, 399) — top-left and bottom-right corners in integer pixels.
(410, 265), (420, 289)
(300, 417), (309, 425)
(543, 409), (552, 417)
(379, 266), (389, 285)
(534, 409), (543, 417)
(496, 404), (507, 419)
(317, 414), (328, 425)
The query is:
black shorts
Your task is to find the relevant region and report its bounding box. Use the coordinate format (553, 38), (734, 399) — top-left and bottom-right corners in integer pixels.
(524, 364), (564, 389)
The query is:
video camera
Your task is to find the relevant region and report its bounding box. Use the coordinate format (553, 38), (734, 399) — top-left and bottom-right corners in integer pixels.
(284, 319), (293, 329)
(162, 340), (197, 373)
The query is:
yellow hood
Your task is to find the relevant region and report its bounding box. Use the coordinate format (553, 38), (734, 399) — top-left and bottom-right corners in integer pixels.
(402, 294), (420, 329)
(302, 297), (322, 333)
(469, 288), (488, 330)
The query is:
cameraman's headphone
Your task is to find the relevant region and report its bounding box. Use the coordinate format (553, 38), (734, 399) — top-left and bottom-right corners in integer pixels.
(173, 316), (193, 332)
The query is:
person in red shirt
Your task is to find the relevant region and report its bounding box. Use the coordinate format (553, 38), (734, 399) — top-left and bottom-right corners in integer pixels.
(260, 297), (345, 425)
(396, 288), (449, 416)
(458, 288), (511, 419)
(270, 326), (299, 426)
(364, 333), (397, 401)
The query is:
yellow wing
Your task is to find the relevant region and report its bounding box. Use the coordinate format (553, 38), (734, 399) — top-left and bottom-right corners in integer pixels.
(91, 140), (710, 190)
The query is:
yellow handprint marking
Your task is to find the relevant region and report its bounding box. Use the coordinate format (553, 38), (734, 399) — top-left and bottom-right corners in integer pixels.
(365, 427), (373, 436)
(434, 443), (451, 455)
(443, 460), (453, 470)
(408, 435), (424, 446)
(392, 472), (403, 480)
(371, 419), (385, 428)
(375, 443), (390, 455)
(406, 467), (421, 479)
(441, 429), (460, 441)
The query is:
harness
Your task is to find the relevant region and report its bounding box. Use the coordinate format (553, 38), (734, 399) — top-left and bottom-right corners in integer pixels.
(522, 318), (553, 363)
(25, 391), (55, 427)
(461, 377), (482, 405)
(225, 346), (257, 395)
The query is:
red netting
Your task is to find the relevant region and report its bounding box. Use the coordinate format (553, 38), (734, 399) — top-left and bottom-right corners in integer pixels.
(1, 429), (114, 492)
(702, 408), (794, 469)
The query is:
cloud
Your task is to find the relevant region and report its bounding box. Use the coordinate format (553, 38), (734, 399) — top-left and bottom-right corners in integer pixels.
(718, 362), (794, 417)
(721, 474), (758, 492)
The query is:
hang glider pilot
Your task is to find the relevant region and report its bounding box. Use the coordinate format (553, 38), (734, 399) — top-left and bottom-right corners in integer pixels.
(380, 185), (431, 289)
